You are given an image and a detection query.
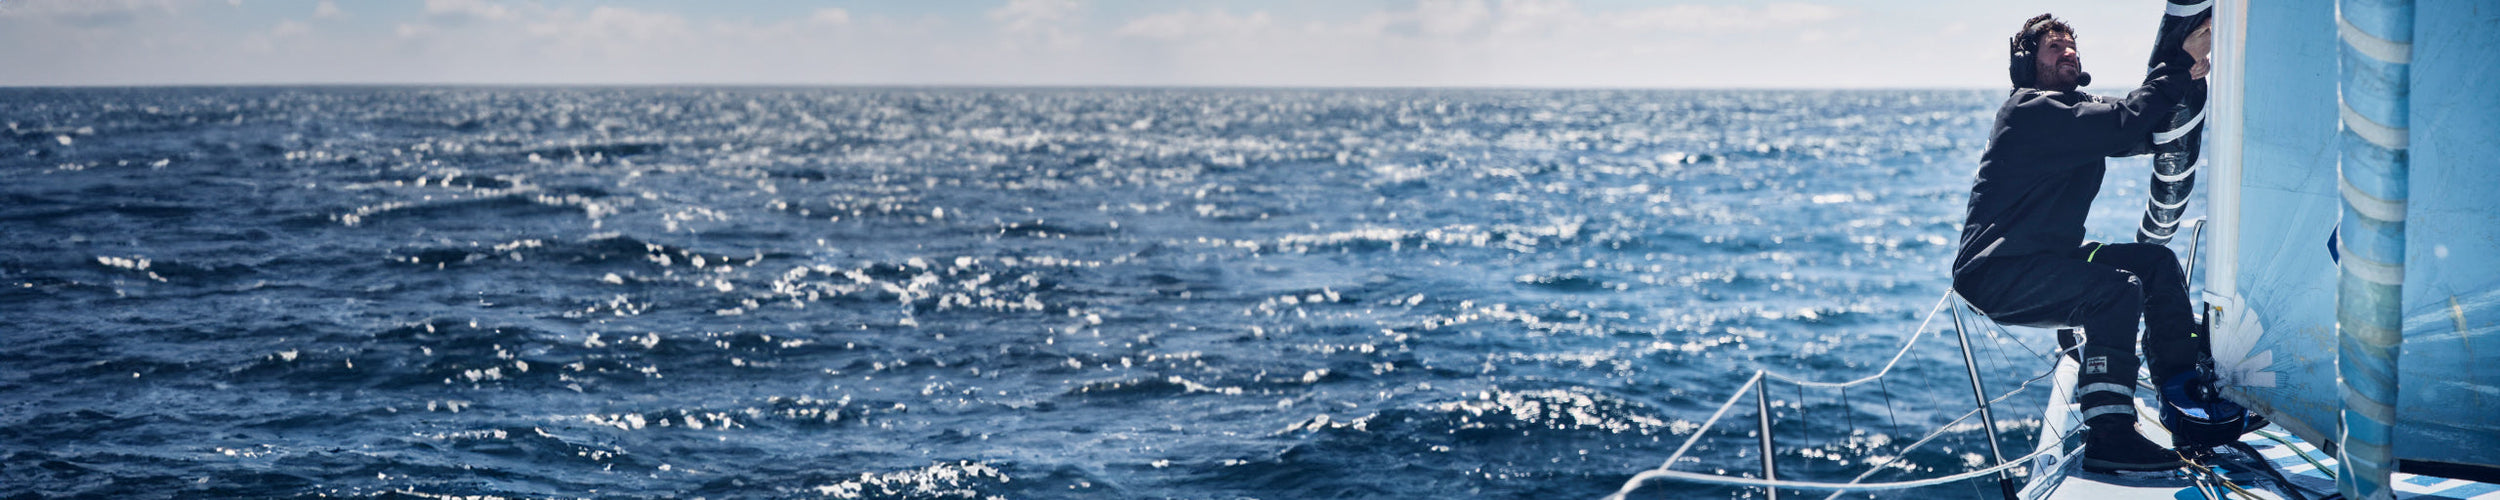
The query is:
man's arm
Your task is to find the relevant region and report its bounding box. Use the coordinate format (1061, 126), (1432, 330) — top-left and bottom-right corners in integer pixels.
(2106, 78), (2207, 158)
(2108, 20), (2217, 158)
(2013, 59), (2197, 161)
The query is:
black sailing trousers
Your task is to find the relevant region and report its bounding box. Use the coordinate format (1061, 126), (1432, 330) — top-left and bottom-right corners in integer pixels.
(1952, 241), (2200, 428)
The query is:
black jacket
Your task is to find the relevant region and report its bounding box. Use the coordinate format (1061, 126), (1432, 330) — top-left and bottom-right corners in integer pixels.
(1952, 64), (2199, 276)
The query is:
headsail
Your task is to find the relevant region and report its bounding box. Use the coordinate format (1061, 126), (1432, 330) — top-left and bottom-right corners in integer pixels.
(2136, 0), (2212, 246)
(2204, 0), (2500, 482)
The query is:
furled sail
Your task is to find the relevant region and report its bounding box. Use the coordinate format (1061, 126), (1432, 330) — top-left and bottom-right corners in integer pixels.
(2136, 0), (2212, 246)
(2204, 0), (2500, 481)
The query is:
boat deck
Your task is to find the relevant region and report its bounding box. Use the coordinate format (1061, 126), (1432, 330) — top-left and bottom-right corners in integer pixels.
(2028, 357), (2500, 500)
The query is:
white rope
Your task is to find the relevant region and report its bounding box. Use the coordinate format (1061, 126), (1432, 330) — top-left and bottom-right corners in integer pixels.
(1758, 292), (1951, 388)
(1607, 289), (2088, 499)
(1618, 444), (2070, 492)
(1812, 363), (2080, 500)
(1644, 372), (1764, 477)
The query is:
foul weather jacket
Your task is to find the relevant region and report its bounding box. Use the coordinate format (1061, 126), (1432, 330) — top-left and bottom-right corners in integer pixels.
(1952, 64), (2200, 277)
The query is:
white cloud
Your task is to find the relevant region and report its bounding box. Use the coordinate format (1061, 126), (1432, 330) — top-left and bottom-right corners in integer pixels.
(1610, 3), (1845, 32)
(1091, 0), (1872, 87)
(809, 8), (851, 26)
(0, 0), (182, 28)
(526, 6), (692, 47)
(425, 0), (510, 22)
(0, 0), (2169, 88)
(1115, 10), (1271, 40)
(985, 0), (1085, 52)
(1412, 0), (1492, 37)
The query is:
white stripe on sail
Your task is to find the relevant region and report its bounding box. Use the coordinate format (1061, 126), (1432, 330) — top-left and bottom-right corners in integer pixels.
(2139, 225), (2176, 241)
(2154, 162), (2200, 183)
(2339, 100), (2410, 150)
(2340, 174), (2408, 223)
(2154, 108), (2206, 145)
(2337, 240), (2408, 286)
(2337, 10), (2412, 64)
(2166, 0), (2213, 17)
(2150, 194), (2190, 210)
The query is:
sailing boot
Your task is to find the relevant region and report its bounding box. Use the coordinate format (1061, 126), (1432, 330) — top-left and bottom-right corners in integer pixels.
(2075, 344), (2186, 472)
(2083, 421), (2186, 473)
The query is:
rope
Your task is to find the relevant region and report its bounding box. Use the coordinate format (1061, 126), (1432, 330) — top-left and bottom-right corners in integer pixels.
(1758, 293), (1953, 388)
(1816, 361), (2076, 500)
(1643, 371), (1766, 475)
(2254, 429), (2336, 480)
(1607, 289), (2088, 499)
(2180, 457), (2267, 500)
(1615, 444), (2066, 492)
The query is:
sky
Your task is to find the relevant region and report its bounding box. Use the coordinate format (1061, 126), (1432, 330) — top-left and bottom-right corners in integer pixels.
(0, 0), (2172, 89)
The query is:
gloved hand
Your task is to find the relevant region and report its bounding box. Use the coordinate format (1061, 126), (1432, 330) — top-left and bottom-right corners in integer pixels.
(2187, 20), (2213, 80)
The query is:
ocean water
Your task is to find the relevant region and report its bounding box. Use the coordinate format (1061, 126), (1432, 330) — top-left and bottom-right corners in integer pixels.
(0, 87), (2185, 499)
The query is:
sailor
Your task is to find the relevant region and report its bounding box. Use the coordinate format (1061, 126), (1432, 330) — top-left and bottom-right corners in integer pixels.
(1951, 13), (2210, 473)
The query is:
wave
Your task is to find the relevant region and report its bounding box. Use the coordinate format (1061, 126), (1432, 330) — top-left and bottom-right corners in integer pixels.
(516, 141), (666, 163)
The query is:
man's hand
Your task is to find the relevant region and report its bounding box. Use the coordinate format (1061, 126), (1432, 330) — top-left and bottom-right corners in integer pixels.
(2186, 19), (2213, 80)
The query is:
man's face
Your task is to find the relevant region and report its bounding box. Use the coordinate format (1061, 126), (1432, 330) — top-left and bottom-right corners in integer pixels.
(2033, 32), (2081, 90)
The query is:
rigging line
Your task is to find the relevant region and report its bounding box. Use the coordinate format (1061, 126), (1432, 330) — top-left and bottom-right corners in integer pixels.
(1856, 345), (2081, 498)
(1619, 292), (2077, 500)
(2180, 456), (2267, 500)
(2222, 441), (2320, 500)
(1982, 349), (2070, 408)
(1877, 373), (1900, 438)
(1798, 380), (1809, 447)
(1975, 321), (2014, 390)
(1839, 384), (1855, 440)
(1990, 318), (2055, 363)
(2253, 429), (2337, 480)
(1604, 371), (1766, 500)
(1621, 348), (2071, 500)
(1810, 354), (2077, 500)
(1888, 429), (2089, 500)
(1986, 316), (2021, 371)
(1955, 295), (2053, 364)
(1667, 373), (1762, 468)
(1758, 292), (1953, 389)
(1623, 440), (2068, 492)
(1838, 405), (1988, 492)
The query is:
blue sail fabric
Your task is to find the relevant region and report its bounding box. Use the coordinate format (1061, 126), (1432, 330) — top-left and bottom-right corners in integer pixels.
(2211, 0), (2500, 478)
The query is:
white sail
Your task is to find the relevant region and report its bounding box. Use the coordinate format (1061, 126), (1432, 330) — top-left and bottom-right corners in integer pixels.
(2206, 0), (2500, 477)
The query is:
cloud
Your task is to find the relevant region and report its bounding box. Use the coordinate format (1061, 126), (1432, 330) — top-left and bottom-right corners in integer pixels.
(526, 6), (693, 48)
(424, 0), (510, 22)
(1610, 3), (1845, 31)
(1115, 9), (1270, 40)
(988, 0), (1084, 50)
(1412, 0), (1493, 37)
(809, 8), (850, 26)
(0, 0), (182, 28)
(0, 0), (2168, 88)
(1093, 0), (1871, 87)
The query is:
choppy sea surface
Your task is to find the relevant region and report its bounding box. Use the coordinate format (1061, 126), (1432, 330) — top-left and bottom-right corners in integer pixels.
(0, 87), (2188, 499)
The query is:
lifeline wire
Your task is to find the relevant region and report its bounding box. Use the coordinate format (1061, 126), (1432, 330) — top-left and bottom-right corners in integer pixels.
(1608, 290), (2080, 499)
(1624, 292), (1948, 482)
(1761, 293), (1952, 389)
